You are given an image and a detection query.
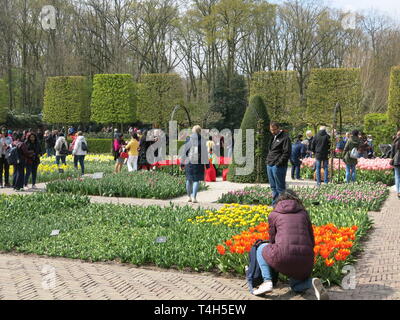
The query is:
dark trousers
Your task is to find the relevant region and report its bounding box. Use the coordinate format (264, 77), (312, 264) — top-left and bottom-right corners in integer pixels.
(13, 163), (25, 190)
(0, 155), (10, 185)
(25, 163), (39, 186)
(291, 160), (301, 179)
(74, 155), (85, 174)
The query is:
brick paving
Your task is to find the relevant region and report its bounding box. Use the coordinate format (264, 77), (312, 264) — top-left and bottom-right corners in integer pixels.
(0, 176), (399, 300)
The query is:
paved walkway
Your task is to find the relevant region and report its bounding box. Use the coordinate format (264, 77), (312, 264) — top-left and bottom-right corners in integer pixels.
(0, 174), (399, 300)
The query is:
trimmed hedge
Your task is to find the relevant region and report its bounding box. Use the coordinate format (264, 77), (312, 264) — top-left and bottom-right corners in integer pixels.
(388, 66), (400, 129)
(0, 79), (8, 124)
(137, 73), (184, 127)
(67, 138), (112, 154)
(364, 113), (396, 153)
(306, 68), (362, 127)
(43, 76), (90, 124)
(250, 71), (300, 124)
(227, 95), (271, 183)
(91, 74), (136, 124)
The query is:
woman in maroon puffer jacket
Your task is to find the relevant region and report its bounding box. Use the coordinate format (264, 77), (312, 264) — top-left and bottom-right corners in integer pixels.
(253, 190), (329, 300)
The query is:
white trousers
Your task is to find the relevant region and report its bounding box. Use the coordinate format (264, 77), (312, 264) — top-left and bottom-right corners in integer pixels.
(127, 155), (138, 172)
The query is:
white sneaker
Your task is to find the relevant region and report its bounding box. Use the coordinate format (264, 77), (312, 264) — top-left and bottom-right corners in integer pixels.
(192, 198), (198, 203)
(188, 197), (192, 202)
(312, 278), (329, 300)
(23, 187), (30, 191)
(32, 185), (37, 189)
(253, 280), (273, 295)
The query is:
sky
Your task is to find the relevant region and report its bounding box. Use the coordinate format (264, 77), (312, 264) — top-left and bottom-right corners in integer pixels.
(269, 0), (400, 21)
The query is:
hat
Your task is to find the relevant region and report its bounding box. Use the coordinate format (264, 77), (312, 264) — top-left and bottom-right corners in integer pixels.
(7, 130), (12, 134)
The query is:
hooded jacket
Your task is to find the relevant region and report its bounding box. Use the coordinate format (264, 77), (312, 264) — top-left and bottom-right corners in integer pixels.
(391, 137), (400, 167)
(72, 136), (88, 156)
(54, 136), (68, 156)
(262, 200), (315, 281)
(311, 130), (331, 161)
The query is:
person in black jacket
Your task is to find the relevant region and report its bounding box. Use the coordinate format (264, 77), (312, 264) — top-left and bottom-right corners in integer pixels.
(24, 132), (42, 189)
(266, 122), (292, 206)
(311, 126), (331, 186)
(390, 131), (400, 199)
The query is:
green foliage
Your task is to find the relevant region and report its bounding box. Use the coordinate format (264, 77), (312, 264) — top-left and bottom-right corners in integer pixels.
(5, 113), (42, 129)
(91, 74), (136, 125)
(43, 76), (90, 125)
(250, 71), (300, 124)
(67, 138), (112, 154)
(137, 74), (184, 127)
(364, 113), (396, 151)
(306, 68), (362, 127)
(0, 79), (9, 124)
(211, 69), (248, 130)
(388, 66), (400, 129)
(228, 95), (270, 183)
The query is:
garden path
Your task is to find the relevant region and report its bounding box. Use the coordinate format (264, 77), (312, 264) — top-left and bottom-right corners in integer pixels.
(1, 177), (399, 300)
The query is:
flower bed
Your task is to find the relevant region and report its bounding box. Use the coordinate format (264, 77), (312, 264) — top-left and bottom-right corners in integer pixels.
(46, 171), (205, 199)
(0, 192), (374, 285)
(300, 158), (395, 185)
(218, 182), (389, 211)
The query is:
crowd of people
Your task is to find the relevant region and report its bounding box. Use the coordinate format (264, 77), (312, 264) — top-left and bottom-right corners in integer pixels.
(0, 127), (88, 191)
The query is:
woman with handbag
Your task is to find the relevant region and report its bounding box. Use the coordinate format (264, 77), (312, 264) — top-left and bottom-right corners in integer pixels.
(390, 131), (400, 199)
(343, 130), (362, 183)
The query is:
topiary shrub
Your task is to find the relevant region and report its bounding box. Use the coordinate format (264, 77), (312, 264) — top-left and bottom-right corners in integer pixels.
(388, 66), (400, 129)
(250, 71), (300, 124)
(137, 73), (184, 128)
(43, 76), (90, 125)
(0, 79), (9, 124)
(227, 95), (271, 183)
(91, 74), (137, 125)
(364, 113), (396, 154)
(67, 138), (112, 154)
(306, 68), (362, 128)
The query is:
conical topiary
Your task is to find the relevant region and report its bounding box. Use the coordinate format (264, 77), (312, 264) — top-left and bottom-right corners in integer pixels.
(227, 95), (271, 183)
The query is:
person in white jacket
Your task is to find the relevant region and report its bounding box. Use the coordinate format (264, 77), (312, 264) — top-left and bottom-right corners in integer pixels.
(72, 131), (88, 175)
(54, 133), (69, 168)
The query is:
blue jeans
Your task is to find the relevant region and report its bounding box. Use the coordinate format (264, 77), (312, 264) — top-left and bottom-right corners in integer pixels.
(346, 164), (356, 183)
(266, 165), (287, 206)
(315, 160), (329, 185)
(56, 156), (66, 166)
(46, 148), (54, 157)
(74, 155), (85, 174)
(186, 180), (200, 199)
(395, 167), (400, 193)
(257, 244), (312, 293)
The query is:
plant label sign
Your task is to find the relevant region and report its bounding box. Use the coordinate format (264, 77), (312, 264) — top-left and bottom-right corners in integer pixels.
(155, 236), (167, 243)
(50, 230), (60, 236)
(93, 172), (104, 180)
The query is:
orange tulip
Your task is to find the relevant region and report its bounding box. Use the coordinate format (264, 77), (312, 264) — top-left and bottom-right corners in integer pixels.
(216, 245), (226, 255)
(325, 258), (335, 267)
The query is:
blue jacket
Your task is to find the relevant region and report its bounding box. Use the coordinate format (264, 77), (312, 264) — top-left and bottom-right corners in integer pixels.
(291, 141), (306, 164)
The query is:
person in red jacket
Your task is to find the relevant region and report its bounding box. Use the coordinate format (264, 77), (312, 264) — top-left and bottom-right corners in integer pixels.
(253, 190), (329, 300)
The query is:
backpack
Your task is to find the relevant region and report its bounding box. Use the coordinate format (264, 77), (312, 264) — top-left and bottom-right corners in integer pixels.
(81, 140), (88, 152)
(245, 240), (278, 293)
(5, 145), (21, 165)
(60, 142), (69, 155)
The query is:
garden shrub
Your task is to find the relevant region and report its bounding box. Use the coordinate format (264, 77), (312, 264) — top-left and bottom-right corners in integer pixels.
(67, 138), (112, 154)
(91, 74), (137, 125)
(137, 73), (184, 128)
(43, 76), (90, 125)
(306, 68), (362, 128)
(388, 66), (400, 129)
(364, 113), (396, 153)
(250, 71), (300, 124)
(0, 79), (9, 124)
(227, 95), (271, 183)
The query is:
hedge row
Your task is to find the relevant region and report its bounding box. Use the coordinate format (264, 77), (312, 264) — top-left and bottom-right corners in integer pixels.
(306, 68), (362, 127)
(0, 79), (8, 124)
(388, 66), (400, 129)
(364, 113), (396, 150)
(43, 76), (90, 125)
